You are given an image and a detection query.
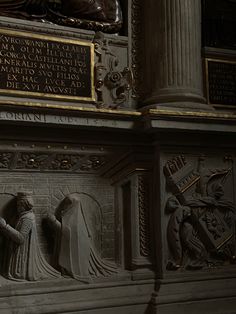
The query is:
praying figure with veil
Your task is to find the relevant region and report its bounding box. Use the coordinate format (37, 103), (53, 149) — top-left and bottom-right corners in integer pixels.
(46, 193), (117, 283)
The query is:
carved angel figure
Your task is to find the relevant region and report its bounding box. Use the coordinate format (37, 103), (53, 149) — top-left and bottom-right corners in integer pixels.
(46, 193), (117, 282)
(0, 192), (60, 281)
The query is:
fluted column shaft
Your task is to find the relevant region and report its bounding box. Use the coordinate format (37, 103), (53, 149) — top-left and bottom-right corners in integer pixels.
(143, 0), (206, 107)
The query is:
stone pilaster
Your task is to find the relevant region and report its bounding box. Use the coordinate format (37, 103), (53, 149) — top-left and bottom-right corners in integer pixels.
(143, 0), (208, 109)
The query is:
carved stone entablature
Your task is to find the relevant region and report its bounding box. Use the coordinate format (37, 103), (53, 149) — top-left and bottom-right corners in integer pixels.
(94, 32), (132, 109)
(164, 155), (236, 271)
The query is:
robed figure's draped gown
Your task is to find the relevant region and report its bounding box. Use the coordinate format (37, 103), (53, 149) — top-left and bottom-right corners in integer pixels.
(0, 0), (54, 16)
(62, 0), (122, 23)
(4, 211), (60, 281)
(0, 0), (26, 9)
(0, 0), (122, 24)
(50, 194), (117, 282)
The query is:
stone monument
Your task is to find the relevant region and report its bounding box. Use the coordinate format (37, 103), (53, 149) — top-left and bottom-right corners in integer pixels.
(0, 0), (235, 313)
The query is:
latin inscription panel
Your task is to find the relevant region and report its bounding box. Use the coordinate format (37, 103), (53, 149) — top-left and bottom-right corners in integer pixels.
(206, 58), (236, 107)
(0, 29), (95, 102)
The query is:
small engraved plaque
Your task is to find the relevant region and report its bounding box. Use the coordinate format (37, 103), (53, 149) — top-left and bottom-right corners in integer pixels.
(0, 29), (95, 102)
(205, 58), (236, 107)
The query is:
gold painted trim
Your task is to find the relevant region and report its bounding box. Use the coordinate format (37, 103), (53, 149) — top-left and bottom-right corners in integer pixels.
(0, 28), (95, 102)
(0, 99), (141, 116)
(146, 109), (236, 120)
(206, 58), (236, 65)
(180, 176), (200, 194)
(204, 57), (236, 107)
(216, 233), (233, 250)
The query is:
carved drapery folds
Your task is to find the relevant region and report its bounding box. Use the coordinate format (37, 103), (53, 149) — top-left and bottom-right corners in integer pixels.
(46, 193), (117, 282)
(0, 143), (119, 284)
(0, 0), (123, 33)
(164, 155), (236, 270)
(0, 190), (117, 283)
(0, 192), (61, 281)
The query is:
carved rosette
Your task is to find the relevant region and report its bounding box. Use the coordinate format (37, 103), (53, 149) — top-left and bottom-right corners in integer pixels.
(0, 146), (108, 173)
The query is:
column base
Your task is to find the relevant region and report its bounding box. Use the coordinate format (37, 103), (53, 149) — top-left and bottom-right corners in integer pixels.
(142, 89), (213, 111)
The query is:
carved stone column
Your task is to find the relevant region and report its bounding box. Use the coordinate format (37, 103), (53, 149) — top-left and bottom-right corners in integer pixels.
(143, 0), (208, 109)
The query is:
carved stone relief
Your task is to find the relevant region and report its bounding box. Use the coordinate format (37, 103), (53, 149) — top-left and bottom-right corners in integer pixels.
(0, 144), (109, 173)
(94, 32), (132, 109)
(50, 186), (115, 259)
(46, 193), (117, 282)
(0, 192), (61, 281)
(164, 155), (236, 270)
(0, 163), (117, 283)
(130, 0), (144, 102)
(121, 171), (152, 270)
(138, 174), (151, 258)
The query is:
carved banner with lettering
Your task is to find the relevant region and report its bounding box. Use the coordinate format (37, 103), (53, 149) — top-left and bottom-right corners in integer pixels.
(205, 58), (236, 107)
(0, 29), (95, 102)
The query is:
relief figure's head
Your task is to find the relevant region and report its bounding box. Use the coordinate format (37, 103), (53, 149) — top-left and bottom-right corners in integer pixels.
(17, 192), (34, 214)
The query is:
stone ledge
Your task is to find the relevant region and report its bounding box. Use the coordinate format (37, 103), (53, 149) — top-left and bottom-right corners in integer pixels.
(150, 275), (236, 314)
(0, 278), (154, 314)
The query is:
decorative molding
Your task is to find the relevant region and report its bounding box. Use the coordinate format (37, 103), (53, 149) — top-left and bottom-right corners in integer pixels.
(0, 149), (107, 173)
(0, 153), (14, 169)
(94, 32), (132, 109)
(131, 0), (143, 101)
(146, 109), (236, 120)
(138, 174), (151, 257)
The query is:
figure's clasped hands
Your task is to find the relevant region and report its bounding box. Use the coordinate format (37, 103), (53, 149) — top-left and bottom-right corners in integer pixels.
(47, 213), (56, 223)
